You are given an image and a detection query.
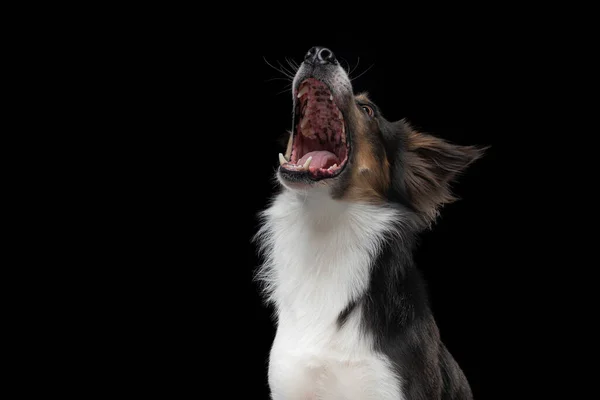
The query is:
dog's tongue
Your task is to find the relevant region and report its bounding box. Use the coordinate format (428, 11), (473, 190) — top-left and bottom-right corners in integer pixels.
(298, 151), (339, 169)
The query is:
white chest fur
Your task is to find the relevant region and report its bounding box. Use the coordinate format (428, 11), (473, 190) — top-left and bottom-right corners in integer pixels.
(256, 189), (406, 400)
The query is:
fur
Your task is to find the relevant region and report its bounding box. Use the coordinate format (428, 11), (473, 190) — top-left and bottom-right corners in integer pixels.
(256, 46), (486, 399)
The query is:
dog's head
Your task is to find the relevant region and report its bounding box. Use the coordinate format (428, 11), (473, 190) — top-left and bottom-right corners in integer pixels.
(277, 47), (487, 226)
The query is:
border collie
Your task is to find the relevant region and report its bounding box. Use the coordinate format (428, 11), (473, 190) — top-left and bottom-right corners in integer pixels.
(256, 46), (486, 399)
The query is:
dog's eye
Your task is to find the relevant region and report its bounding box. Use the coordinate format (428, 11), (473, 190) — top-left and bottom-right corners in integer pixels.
(361, 105), (374, 117)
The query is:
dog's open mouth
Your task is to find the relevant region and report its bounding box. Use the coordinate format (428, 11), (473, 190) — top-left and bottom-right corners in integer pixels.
(279, 78), (349, 180)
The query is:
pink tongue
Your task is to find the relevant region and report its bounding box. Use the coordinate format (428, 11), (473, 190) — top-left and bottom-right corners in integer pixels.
(298, 151), (339, 169)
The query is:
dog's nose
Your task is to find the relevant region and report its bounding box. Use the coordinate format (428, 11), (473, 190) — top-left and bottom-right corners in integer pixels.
(304, 47), (338, 65)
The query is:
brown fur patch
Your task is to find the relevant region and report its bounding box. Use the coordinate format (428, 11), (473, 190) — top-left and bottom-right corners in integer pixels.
(355, 93), (370, 103)
(404, 128), (486, 225)
(343, 156), (391, 203)
(342, 97), (391, 203)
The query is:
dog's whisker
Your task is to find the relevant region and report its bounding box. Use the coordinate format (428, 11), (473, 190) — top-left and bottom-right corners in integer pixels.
(350, 63), (375, 81)
(277, 60), (297, 79)
(274, 83), (293, 95)
(275, 87), (292, 96)
(285, 57), (300, 72)
(263, 56), (295, 80)
(340, 56), (352, 75)
(349, 56), (361, 77)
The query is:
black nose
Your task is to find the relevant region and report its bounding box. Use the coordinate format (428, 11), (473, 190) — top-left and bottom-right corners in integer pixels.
(304, 46), (337, 65)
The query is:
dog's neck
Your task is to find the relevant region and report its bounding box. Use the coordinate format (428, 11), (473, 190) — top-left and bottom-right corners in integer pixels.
(256, 188), (414, 319)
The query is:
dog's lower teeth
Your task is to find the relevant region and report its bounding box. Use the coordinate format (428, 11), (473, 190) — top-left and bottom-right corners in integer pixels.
(328, 164), (338, 171)
(302, 156), (313, 170)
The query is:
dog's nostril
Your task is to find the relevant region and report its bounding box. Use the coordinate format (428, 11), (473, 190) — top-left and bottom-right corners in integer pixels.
(304, 46), (337, 65)
(305, 47), (318, 61)
(318, 48), (336, 64)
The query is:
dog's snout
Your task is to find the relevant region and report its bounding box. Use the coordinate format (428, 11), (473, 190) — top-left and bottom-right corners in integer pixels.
(304, 47), (337, 65)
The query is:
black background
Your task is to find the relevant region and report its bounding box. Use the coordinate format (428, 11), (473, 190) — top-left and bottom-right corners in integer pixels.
(114, 22), (575, 399)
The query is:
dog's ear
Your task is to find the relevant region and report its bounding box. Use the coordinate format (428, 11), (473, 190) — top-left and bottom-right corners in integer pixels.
(404, 130), (487, 225)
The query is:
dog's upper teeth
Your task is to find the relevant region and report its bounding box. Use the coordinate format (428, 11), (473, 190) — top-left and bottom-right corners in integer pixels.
(301, 117), (308, 129)
(285, 136), (293, 159)
(297, 86), (309, 98)
(338, 110), (343, 120)
(302, 156), (313, 170)
(279, 153), (288, 165)
(329, 95), (333, 101)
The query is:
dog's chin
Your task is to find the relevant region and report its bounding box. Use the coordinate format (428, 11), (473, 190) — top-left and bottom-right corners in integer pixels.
(277, 165), (348, 192)
(277, 172), (321, 191)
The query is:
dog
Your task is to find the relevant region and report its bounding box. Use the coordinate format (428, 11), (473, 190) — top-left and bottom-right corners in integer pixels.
(255, 46), (486, 399)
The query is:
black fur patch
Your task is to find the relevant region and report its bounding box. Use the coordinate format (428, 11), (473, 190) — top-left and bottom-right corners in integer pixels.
(336, 299), (358, 329)
(355, 220), (473, 399)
